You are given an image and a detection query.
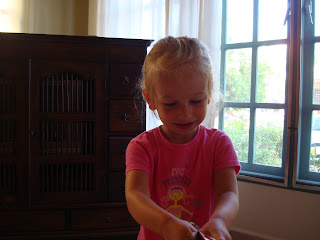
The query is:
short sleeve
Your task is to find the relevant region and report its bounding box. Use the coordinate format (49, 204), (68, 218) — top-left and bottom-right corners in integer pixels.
(125, 137), (152, 175)
(212, 131), (241, 175)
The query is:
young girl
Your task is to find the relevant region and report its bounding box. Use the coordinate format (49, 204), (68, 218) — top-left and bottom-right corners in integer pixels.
(125, 36), (241, 240)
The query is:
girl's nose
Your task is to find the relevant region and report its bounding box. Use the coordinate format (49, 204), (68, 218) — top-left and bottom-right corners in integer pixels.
(179, 103), (191, 118)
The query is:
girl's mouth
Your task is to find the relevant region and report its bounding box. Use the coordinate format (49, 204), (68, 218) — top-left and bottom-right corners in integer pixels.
(175, 122), (195, 129)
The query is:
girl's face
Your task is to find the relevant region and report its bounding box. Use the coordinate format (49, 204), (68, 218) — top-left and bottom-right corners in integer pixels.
(144, 65), (209, 144)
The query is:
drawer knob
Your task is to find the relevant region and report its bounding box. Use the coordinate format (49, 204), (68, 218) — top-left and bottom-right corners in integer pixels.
(30, 128), (36, 136)
(122, 76), (130, 86)
(121, 112), (131, 122)
(104, 216), (111, 224)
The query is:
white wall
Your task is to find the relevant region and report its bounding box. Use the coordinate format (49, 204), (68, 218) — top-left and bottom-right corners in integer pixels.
(232, 181), (320, 240)
(0, 0), (89, 36)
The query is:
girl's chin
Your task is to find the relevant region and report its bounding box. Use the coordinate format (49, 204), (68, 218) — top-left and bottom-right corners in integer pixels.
(161, 124), (199, 143)
(174, 122), (196, 130)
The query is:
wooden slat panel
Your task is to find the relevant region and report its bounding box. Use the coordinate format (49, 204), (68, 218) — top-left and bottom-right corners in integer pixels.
(40, 72), (95, 113)
(39, 120), (95, 156)
(0, 119), (16, 156)
(0, 78), (16, 113)
(39, 162), (95, 193)
(0, 160), (17, 194)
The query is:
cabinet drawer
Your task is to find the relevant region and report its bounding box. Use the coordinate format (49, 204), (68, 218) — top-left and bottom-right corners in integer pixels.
(109, 64), (142, 98)
(72, 207), (138, 230)
(0, 210), (65, 232)
(108, 137), (133, 171)
(109, 172), (126, 202)
(109, 100), (143, 133)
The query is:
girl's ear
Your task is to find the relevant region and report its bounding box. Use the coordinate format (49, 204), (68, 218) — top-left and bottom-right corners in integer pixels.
(143, 89), (156, 110)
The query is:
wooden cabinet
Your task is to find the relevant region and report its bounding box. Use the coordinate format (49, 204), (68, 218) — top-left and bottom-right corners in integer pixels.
(0, 33), (151, 239)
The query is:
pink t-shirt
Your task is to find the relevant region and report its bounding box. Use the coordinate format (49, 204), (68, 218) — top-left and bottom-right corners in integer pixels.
(126, 125), (241, 240)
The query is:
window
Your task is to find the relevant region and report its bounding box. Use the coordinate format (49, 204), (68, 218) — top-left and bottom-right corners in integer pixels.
(220, 0), (320, 191)
(298, 0), (320, 186)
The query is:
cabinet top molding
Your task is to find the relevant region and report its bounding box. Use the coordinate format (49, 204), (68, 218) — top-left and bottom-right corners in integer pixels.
(0, 32), (153, 63)
(0, 32), (153, 47)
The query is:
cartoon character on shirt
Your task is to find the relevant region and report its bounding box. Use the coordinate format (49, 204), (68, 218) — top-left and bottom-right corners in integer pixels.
(163, 185), (193, 219)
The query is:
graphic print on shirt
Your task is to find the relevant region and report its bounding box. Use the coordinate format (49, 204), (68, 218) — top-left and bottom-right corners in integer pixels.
(161, 167), (196, 221)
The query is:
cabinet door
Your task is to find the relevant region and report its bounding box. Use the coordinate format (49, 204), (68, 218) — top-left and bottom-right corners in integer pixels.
(29, 61), (106, 205)
(0, 61), (28, 208)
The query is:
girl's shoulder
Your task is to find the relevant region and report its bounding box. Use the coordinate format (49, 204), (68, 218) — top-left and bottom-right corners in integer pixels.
(130, 126), (160, 145)
(198, 125), (234, 148)
(199, 125), (229, 139)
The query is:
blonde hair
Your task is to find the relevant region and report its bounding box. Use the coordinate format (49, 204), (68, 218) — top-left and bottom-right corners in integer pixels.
(140, 36), (214, 101)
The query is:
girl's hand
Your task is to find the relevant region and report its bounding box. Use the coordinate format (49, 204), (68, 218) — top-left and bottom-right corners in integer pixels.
(161, 218), (198, 240)
(199, 218), (232, 240)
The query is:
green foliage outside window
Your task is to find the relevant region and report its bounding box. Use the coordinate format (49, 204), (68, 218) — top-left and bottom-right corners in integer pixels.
(224, 121), (248, 163)
(225, 49), (271, 103)
(254, 123), (283, 167)
(224, 49), (283, 167)
(225, 121), (283, 167)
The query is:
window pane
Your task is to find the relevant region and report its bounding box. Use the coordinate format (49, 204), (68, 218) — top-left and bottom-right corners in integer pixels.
(257, 45), (287, 103)
(225, 48), (252, 102)
(315, 0), (319, 36)
(224, 108), (250, 163)
(314, 43), (320, 104)
(254, 108), (284, 167)
(258, 0), (287, 41)
(310, 111), (320, 173)
(309, 111), (320, 173)
(226, 0), (253, 44)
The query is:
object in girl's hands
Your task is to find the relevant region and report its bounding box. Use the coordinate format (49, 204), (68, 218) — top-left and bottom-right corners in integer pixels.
(196, 231), (216, 240)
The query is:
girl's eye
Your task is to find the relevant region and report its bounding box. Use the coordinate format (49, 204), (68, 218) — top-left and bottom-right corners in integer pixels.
(191, 99), (202, 104)
(164, 103), (176, 107)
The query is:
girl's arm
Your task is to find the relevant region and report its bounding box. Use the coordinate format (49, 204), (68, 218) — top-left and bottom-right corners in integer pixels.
(199, 167), (239, 240)
(125, 169), (198, 240)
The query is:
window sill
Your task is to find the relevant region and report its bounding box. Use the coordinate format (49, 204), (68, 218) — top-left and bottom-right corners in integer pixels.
(237, 171), (320, 193)
(238, 171), (285, 186)
(293, 179), (320, 192)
